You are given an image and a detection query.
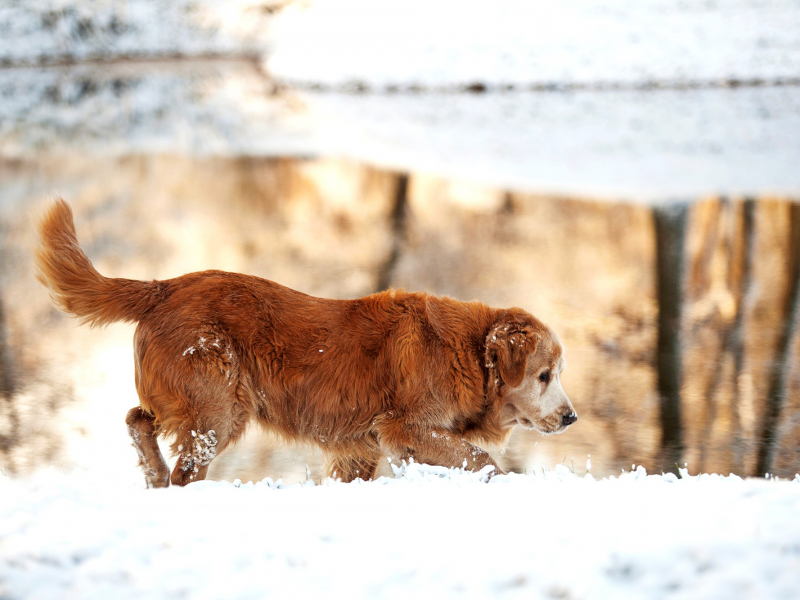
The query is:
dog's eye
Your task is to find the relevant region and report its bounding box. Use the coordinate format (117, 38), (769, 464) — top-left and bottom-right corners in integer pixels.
(539, 371), (551, 384)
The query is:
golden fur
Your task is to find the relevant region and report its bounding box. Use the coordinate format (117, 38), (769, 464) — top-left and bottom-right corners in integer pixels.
(35, 198), (576, 486)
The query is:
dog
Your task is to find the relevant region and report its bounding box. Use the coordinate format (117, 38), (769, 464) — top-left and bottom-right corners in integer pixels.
(35, 198), (577, 487)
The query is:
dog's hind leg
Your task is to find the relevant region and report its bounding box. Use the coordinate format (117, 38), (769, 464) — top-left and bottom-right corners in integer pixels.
(126, 407), (170, 488)
(169, 411), (248, 486)
(170, 428), (219, 486)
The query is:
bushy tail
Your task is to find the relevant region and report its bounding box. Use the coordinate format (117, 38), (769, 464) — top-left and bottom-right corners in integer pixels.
(34, 198), (164, 327)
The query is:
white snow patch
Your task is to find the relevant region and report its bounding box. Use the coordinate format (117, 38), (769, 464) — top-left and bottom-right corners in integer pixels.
(1, 463), (799, 598)
(0, 0), (275, 66)
(267, 0), (800, 89)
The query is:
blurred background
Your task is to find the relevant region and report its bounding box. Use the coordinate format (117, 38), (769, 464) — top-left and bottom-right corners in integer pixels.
(1, 0), (799, 482)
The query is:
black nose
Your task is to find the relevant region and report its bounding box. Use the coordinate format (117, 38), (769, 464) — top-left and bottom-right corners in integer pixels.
(562, 413), (578, 426)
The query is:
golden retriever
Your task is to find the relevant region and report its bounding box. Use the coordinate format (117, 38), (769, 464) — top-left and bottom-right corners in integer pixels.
(35, 199), (576, 486)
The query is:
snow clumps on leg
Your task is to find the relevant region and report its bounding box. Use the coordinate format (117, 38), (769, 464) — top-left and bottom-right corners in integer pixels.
(179, 430), (218, 482)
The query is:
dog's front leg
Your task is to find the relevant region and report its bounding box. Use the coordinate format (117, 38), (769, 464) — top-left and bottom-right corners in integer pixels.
(377, 422), (504, 477)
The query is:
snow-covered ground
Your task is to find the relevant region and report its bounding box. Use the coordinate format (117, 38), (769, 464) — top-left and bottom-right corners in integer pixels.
(2, 0), (800, 199)
(2, 462), (799, 599)
(267, 0), (800, 89)
(292, 86), (800, 200)
(0, 0), (276, 66)
(2, 62), (799, 200)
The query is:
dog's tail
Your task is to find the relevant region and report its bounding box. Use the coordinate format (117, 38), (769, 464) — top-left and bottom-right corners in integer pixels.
(34, 198), (165, 327)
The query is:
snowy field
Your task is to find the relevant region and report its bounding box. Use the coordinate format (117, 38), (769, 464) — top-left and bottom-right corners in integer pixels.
(3, 62), (799, 200)
(2, 462), (799, 599)
(267, 0), (800, 89)
(2, 0), (800, 199)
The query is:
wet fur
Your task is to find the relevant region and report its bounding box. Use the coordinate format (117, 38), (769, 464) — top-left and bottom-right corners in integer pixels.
(35, 199), (561, 486)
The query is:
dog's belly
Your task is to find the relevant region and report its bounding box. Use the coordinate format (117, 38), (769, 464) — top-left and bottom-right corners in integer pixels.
(249, 375), (385, 443)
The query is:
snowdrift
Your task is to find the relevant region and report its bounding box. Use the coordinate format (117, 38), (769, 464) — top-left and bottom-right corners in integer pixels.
(2, 462), (799, 599)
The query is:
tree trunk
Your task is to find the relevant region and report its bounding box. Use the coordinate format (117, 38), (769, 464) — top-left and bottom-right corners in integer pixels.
(376, 173), (409, 292)
(653, 204), (689, 473)
(755, 201), (800, 476)
(0, 295), (19, 467)
(729, 198), (755, 473)
(700, 199), (756, 473)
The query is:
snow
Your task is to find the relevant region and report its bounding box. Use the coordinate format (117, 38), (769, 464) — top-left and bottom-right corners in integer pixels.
(267, 0), (800, 89)
(0, 0), (275, 66)
(4, 63), (797, 199)
(264, 0), (800, 199)
(2, 462), (799, 599)
(290, 86), (800, 200)
(2, 1), (799, 199)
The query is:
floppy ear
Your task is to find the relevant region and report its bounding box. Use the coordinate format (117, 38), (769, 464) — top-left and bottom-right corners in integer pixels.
(485, 323), (540, 388)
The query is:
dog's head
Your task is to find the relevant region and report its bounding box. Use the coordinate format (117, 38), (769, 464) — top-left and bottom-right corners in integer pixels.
(485, 310), (576, 435)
